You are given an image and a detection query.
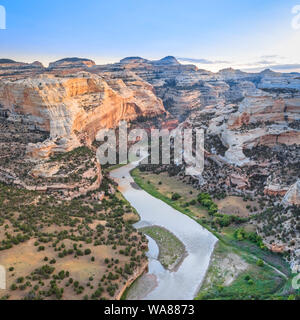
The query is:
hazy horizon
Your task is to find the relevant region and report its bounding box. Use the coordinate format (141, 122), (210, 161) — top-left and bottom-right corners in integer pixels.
(1, 54), (300, 74)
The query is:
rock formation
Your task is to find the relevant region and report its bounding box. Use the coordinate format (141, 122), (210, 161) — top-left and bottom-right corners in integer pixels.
(282, 180), (300, 206)
(0, 71), (165, 157)
(48, 57), (96, 69)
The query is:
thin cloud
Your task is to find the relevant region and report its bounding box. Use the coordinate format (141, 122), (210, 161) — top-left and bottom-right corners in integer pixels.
(245, 60), (276, 66)
(256, 60), (276, 65)
(270, 64), (300, 71)
(242, 63), (300, 73)
(177, 57), (230, 64)
(260, 55), (281, 59)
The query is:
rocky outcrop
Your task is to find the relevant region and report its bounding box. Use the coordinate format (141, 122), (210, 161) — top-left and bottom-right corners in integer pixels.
(230, 173), (249, 189)
(282, 180), (300, 206)
(202, 93), (300, 166)
(258, 69), (300, 91)
(26, 137), (81, 159)
(228, 96), (300, 129)
(269, 244), (286, 254)
(115, 260), (148, 300)
(264, 184), (289, 196)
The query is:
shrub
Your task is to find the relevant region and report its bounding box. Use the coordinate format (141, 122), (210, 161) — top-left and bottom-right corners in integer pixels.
(84, 249), (91, 255)
(248, 279), (254, 285)
(76, 249), (83, 256)
(10, 283), (17, 290)
(216, 215), (232, 227)
(17, 277), (24, 283)
(171, 193), (181, 201)
(256, 259), (264, 267)
(234, 228), (246, 241)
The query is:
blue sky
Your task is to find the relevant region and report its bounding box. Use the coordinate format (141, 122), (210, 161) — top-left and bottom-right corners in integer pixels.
(0, 0), (300, 72)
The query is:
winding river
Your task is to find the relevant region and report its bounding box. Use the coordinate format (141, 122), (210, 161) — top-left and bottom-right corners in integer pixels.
(110, 157), (218, 300)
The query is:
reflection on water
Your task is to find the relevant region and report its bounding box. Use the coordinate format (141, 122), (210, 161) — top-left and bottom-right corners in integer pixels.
(126, 236), (162, 300)
(146, 236), (165, 274)
(110, 157), (218, 300)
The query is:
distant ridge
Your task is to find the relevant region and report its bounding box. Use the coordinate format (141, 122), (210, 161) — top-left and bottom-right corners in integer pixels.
(48, 57), (96, 68)
(0, 59), (17, 64)
(119, 56), (180, 66)
(120, 57), (149, 64)
(153, 56), (180, 66)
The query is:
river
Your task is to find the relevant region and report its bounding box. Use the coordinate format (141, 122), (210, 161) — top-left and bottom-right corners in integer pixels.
(110, 157), (218, 300)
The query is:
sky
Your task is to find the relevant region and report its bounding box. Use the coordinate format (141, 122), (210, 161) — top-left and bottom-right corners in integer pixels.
(0, 0), (300, 72)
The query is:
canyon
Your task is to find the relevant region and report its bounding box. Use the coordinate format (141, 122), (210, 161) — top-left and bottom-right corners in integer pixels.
(0, 56), (299, 299)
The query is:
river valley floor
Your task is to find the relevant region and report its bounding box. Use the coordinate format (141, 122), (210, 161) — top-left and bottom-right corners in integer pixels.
(129, 168), (294, 300)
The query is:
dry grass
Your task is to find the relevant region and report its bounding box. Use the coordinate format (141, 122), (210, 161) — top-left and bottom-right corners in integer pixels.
(216, 196), (259, 217)
(136, 171), (208, 218)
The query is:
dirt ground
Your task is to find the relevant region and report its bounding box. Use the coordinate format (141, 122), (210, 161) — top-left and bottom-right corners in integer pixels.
(137, 171), (208, 218)
(0, 236), (138, 300)
(216, 196), (259, 217)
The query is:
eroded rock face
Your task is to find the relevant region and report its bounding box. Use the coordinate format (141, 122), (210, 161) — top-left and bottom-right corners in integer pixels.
(1, 55), (299, 169)
(0, 72), (165, 157)
(203, 93), (300, 166)
(282, 180), (300, 206)
(92, 56), (300, 123)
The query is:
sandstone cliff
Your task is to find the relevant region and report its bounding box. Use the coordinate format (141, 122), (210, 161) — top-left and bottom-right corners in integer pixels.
(92, 56), (300, 123)
(0, 72), (165, 158)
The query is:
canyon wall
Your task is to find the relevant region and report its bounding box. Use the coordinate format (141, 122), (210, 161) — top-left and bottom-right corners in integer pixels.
(0, 72), (165, 158)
